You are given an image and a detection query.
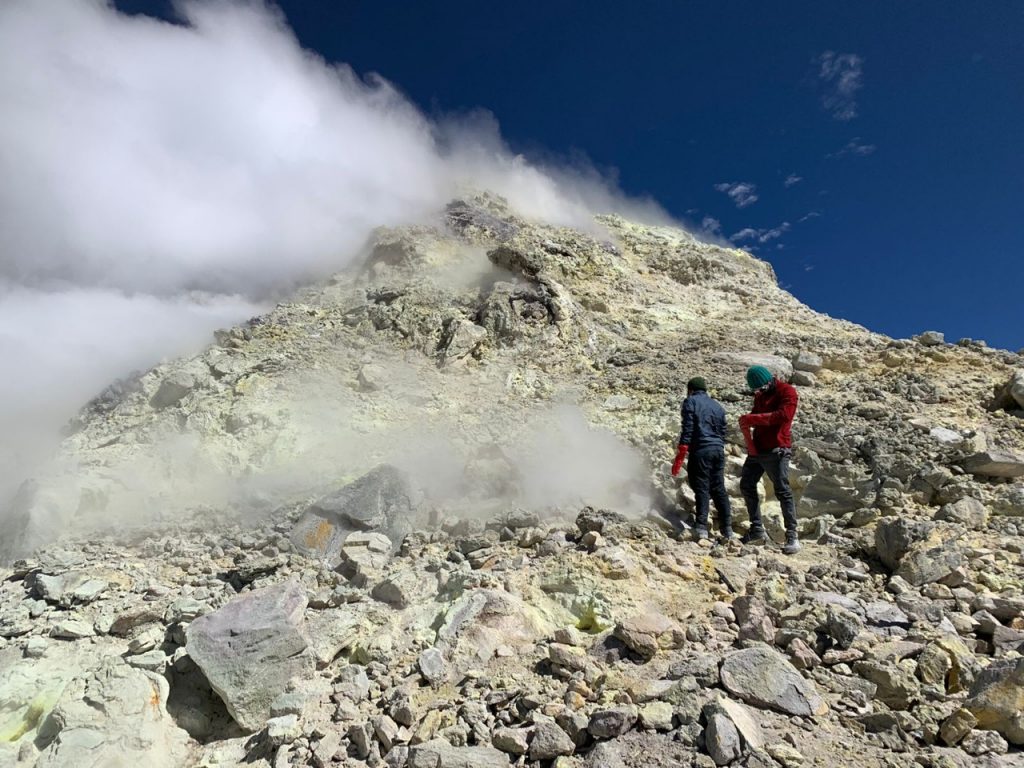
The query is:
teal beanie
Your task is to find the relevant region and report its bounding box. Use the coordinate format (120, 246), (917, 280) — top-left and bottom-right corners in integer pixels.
(746, 365), (773, 390)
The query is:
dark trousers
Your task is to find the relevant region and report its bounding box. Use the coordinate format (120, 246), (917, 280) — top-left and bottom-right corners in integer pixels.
(687, 447), (732, 531)
(740, 451), (797, 535)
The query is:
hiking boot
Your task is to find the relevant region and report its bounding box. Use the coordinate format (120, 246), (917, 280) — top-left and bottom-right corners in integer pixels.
(782, 532), (801, 555)
(720, 526), (735, 541)
(693, 526), (710, 542)
(740, 528), (768, 545)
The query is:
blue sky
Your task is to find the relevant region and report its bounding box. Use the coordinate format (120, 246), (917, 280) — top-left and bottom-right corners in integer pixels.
(117, 1), (1023, 350)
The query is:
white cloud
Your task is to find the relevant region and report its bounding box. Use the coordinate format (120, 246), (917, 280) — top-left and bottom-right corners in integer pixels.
(730, 222), (791, 245)
(700, 216), (722, 235)
(799, 211), (822, 223)
(0, 0), (670, 503)
(827, 137), (877, 158)
(714, 181), (759, 208)
(817, 51), (863, 121)
(784, 174), (803, 188)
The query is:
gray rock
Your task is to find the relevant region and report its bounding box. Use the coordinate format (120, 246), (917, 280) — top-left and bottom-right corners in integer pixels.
(874, 518), (933, 570)
(491, 727), (530, 755)
(824, 605), (863, 650)
(587, 706), (637, 739)
(585, 742), (626, 768)
(915, 331), (945, 346)
(266, 714), (302, 746)
(961, 729), (1010, 756)
(185, 580), (314, 731)
(530, 717), (575, 759)
(853, 661), (920, 710)
(613, 612), (684, 659)
(719, 646), (827, 717)
(935, 497), (988, 526)
(863, 601), (910, 628)
(290, 465), (413, 566)
(372, 570), (430, 608)
(150, 370), (197, 408)
(715, 698), (765, 749)
(792, 351), (823, 373)
(418, 647), (448, 687)
(896, 542), (964, 586)
(964, 656), (1024, 744)
(704, 711), (741, 766)
(442, 319), (488, 362)
(791, 370), (816, 387)
(34, 659), (191, 768)
(50, 619), (93, 639)
(965, 450), (1024, 479)
(126, 649), (167, 672)
(637, 701), (674, 731)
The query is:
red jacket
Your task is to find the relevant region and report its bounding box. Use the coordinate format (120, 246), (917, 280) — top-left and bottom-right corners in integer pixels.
(745, 378), (798, 452)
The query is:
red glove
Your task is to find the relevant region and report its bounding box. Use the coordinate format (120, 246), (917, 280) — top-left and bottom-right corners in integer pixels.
(671, 445), (688, 476)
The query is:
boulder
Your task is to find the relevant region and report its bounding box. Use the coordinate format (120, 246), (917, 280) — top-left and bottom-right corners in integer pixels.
(704, 710), (741, 766)
(935, 497), (988, 527)
(896, 542), (964, 587)
(964, 451), (1024, 479)
(587, 706), (637, 739)
(613, 612), (685, 660)
(529, 718), (575, 760)
(915, 331), (945, 346)
(185, 580), (314, 731)
(791, 352), (823, 373)
(34, 658), (191, 768)
(150, 370), (196, 409)
(719, 646), (827, 716)
(963, 656), (1024, 744)
(874, 518), (933, 570)
(854, 661), (920, 710)
(940, 708), (977, 746)
(290, 465), (413, 566)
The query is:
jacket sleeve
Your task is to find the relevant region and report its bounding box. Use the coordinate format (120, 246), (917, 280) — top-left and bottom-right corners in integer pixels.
(716, 407), (728, 440)
(678, 398), (694, 446)
(743, 385), (798, 427)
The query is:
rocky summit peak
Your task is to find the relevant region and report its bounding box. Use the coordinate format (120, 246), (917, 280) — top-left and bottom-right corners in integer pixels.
(1, 197), (1023, 767)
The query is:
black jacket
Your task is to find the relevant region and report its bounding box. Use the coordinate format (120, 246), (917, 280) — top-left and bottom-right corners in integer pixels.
(679, 390), (727, 452)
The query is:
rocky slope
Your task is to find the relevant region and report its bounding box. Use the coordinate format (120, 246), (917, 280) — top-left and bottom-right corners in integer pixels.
(1, 194), (1023, 768)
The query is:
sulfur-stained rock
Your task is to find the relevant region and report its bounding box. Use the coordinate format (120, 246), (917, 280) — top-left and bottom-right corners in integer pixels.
(963, 656), (1024, 745)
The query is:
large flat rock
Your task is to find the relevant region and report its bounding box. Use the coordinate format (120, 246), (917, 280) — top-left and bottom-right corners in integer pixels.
(964, 451), (1024, 479)
(186, 580), (313, 731)
(719, 645), (827, 717)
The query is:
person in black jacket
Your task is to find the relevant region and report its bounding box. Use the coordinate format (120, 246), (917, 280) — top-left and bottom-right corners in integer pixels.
(671, 376), (734, 541)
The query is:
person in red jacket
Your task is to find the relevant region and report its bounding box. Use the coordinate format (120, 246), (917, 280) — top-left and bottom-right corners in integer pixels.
(737, 365), (800, 554)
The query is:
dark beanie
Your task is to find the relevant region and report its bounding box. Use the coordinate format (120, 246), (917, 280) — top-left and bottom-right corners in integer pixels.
(687, 376), (707, 391)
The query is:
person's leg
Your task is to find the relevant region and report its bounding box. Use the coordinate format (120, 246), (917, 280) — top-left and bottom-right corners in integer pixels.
(739, 456), (766, 540)
(763, 452), (797, 534)
(709, 450), (733, 536)
(687, 449), (712, 536)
